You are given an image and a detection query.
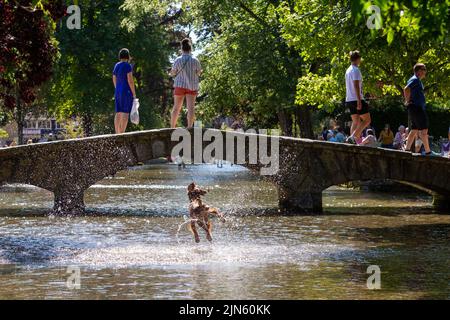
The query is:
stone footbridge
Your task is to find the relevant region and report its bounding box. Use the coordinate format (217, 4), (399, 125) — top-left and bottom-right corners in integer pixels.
(0, 128), (449, 214)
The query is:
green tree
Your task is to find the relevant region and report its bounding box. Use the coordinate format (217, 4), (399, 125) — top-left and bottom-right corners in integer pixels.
(45, 0), (174, 135)
(68, 0), (450, 137)
(0, 0), (65, 144)
(123, 0), (314, 137)
(278, 0), (450, 119)
(351, 0), (450, 44)
(198, 0), (316, 137)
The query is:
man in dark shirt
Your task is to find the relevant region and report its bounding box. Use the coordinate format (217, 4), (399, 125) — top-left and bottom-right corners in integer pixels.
(404, 63), (434, 155)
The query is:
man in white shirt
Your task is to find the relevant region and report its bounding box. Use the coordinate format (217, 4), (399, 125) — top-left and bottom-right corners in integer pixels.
(345, 51), (372, 144)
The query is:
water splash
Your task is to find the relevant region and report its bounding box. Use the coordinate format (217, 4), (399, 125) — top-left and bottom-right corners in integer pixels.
(51, 241), (345, 269)
(90, 184), (186, 190)
(175, 215), (198, 244)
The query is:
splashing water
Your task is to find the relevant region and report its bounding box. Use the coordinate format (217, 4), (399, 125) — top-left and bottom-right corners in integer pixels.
(176, 215), (197, 244)
(0, 163), (449, 300)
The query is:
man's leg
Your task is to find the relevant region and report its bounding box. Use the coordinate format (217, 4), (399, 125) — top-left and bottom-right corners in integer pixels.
(350, 114), (359, 137)
(171, 95), (185, 128)
(186, 94), (197, 129)
(354, 113), (371, 139)
(418, 129), (431, 153)
(405, 129), (418, 152)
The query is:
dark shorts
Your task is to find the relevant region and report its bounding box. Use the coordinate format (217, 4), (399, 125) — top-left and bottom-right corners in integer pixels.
(346, 100), (370, 115)
(407, 104), (428, 130)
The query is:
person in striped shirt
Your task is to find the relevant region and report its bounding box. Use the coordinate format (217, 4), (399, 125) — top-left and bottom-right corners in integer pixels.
(169, 38), (202, 128)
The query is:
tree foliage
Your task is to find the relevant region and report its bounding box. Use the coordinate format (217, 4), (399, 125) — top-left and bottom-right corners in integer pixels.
(45, 0), (174, 135)
(2, 0), (449, 140)
(0, 0), (65, 143)
(0, 0), (65, 107)
(351, 0), (450, 44)
(278, 0), (450, 116)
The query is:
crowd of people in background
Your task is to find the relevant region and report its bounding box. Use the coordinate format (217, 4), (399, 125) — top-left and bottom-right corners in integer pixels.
(319, 122), (450, 158)
(0, 133), (59, 148)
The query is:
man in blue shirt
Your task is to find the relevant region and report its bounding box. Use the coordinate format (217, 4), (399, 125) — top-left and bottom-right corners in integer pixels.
(404, 63), (433, 155)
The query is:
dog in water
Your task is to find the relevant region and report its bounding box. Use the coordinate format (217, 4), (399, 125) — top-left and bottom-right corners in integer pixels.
(187, 182), (226, 243)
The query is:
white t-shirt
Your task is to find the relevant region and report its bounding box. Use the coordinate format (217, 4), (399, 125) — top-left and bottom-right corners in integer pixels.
(345, 65), (363, 102)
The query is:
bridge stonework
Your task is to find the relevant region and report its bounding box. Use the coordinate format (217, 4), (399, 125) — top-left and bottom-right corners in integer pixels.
(0, 129), (448, 214)
(275, 137), (450, 213)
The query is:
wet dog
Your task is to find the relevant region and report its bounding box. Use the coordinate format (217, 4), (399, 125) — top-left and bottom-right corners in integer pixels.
(187, 182), (225, 243)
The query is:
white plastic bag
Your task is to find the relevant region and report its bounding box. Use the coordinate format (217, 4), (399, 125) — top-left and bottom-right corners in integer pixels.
(130, 98), (140, 125)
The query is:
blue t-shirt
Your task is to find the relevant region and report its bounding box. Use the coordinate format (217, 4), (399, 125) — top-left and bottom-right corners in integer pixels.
(335, 132), (345, 143)
(329, 136), (337, 142)
(113, 61), (132, 94)
(406, 75), (426, 110)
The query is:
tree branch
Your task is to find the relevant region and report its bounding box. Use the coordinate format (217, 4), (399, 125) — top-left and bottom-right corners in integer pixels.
(159, 8), (184, 26)
(236, 0), (272, 31)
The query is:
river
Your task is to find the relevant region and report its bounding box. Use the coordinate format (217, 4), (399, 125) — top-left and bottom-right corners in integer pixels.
(0, 163), (449, 299)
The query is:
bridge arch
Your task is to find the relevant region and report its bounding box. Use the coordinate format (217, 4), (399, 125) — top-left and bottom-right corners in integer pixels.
(323, 179), (440, 210)
(0, 183), (53, 214)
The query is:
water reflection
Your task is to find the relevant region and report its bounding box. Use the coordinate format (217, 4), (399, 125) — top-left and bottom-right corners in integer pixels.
(0, 164), (449, 299)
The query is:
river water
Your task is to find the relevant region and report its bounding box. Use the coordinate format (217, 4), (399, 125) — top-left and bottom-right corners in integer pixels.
(0, 163), (449, 299)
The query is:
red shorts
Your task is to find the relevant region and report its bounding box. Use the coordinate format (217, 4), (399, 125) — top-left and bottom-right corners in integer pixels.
(174, 87), (198, 96)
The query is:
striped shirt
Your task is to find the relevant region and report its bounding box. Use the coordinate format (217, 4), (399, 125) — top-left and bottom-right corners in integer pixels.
(172, 53), (201, 91)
